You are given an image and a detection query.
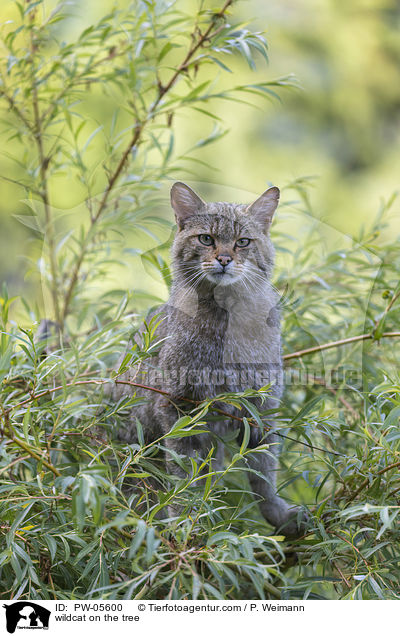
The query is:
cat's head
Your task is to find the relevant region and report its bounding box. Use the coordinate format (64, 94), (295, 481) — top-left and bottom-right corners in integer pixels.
(170, 182), (279, 289)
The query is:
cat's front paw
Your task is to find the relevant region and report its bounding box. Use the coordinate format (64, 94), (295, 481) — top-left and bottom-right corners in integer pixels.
(275, 506), (309, 539)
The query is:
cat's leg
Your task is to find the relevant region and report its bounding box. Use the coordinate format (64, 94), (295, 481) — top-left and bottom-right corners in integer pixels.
(157, 397), (219, 518)
(247, 431), (306, 537)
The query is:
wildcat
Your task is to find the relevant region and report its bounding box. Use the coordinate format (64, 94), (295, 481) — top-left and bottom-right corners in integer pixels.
(111, 182), (305, 537)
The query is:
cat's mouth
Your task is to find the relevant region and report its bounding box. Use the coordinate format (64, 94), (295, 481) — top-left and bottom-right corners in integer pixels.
(202, 263), (241, 286)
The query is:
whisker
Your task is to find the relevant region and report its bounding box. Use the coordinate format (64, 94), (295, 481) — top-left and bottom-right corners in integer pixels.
(173, 270), (208, 305)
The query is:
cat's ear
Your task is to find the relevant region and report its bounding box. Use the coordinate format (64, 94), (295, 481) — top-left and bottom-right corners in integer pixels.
(170, 182), (205, 228)
(246, 186), (280, 230)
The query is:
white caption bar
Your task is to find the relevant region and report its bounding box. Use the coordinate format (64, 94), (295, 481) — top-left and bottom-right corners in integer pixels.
(0, 599), (391, 636)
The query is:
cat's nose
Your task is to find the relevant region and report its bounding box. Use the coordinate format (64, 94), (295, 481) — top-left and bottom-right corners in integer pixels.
(216, 254), (232, 267)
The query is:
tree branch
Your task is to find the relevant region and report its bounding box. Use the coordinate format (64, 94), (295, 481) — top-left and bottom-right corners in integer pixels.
(283, 331), (400, 361)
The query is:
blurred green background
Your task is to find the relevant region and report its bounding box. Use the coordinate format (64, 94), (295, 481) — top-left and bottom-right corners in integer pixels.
(1, 0), (399, 307)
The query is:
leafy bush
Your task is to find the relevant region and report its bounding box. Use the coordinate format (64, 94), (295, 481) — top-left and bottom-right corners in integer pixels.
(1, 0), (400, 600)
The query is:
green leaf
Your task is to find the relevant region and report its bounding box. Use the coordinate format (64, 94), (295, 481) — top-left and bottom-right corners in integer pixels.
(240, 417), (250, 454)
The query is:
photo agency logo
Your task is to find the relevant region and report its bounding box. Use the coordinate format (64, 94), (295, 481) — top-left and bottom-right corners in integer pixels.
(2, 603), (51, 634)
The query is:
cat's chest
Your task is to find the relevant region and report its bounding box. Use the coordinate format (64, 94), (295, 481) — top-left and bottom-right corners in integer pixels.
(167, 297), (280, 365)
(171, 307), (227, 364)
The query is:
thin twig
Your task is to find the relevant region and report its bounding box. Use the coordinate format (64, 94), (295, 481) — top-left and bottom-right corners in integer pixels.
(387, 485), (400, 499)
(334, 564), (352, 589)
(331, 531), (370, 570)
(0, 84), (34, 133)
(6, 378), (168, 413)
(40, 48), (131, 128)
(373, 289), (400, 334)
(0, 454), (30, 476)
(283, 331), (400, 361)
(2, 411), (61, 477)
(344, 460), (400, 504)
(325, 458), (400, 506)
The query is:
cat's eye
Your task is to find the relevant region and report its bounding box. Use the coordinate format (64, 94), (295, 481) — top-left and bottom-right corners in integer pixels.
(236, 238), (251, 248)
(198, 234), (214, 246)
